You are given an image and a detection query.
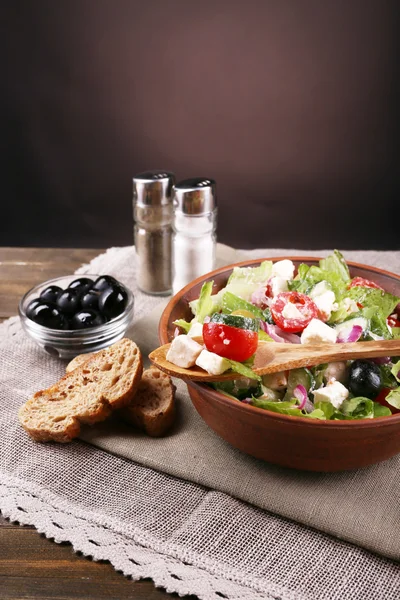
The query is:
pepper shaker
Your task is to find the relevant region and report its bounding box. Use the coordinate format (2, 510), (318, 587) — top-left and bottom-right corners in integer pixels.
(172, 177), (217, 295)
(133, 171), (175, 295)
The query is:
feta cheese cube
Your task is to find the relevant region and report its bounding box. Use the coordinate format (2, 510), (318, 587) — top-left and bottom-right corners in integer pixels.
(312, 380), (349, 410)
(187, 321), (204, 338)
(270, 276), (288, 297)
(342, 297), (359, 316)
(272, 259), (295, 281)
(300, 319), (337, 344)
(195, 349), (230, 375)
(313, 291), (338, 321)
(281, 302), (304, 320)
(309, 281), (338, 320)
(323, 361), (348, 384)
(166, 335), (203, 368)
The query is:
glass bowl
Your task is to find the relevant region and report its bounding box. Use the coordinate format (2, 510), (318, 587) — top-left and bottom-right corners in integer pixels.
(19, 275), (134, 359)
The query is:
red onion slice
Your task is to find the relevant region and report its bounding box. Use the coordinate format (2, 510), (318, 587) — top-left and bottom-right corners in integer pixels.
(251, 285), (269, 308)
(336, 325), (363, 344)
(263, 322), (301, 344)
(370, 356), (391, 365)
(293, 384), (308, 410)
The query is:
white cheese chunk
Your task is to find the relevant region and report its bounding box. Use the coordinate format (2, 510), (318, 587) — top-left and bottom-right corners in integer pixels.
(342, 297), (359, 316)
(300, 319), (337, 344)
(166, 335), (203, 368)
(281, 302), (304, 320)
(272, 259), (295, 281)
(313, 291), (338, 321)
(312, 380), (349, 410)
(187, 321), (204, 338)
(309, 281), (338, 320)
(195, 349), (230, 375)
(323, 361), (348, 384)
(270, 276), (289, 297)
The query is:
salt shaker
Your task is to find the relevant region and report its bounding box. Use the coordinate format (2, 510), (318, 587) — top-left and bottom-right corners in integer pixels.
(133, 171), (175, 294)
(172, 177), (217, 295)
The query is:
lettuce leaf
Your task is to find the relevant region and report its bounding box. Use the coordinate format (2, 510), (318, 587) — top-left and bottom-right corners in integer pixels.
(391, 360), (400, 382)
(251, 398), (326, 419)
(222, 291), (265, 319)
(192, 281), (215, 323)
(319, 250), (351, 283)
(211, 378), (263, 400)
(348, 287), (399, 320)
(225, 261), (273, 301)
(290, 265), (346, 300)
(384, 388), (400, 410)
(172, 319), (192, 333)
(226, 358), (261, 381)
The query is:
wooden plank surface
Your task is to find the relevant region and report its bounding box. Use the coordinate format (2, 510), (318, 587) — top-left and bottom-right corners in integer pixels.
(0, 247), (195, 600)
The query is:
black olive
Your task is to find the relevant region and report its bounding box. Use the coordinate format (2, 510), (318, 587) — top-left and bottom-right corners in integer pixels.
(68, 277), (93, 295)
(29, 302), (65, 329)
(70, 309), (105, 329)
(348, 360), (382, 398)
(40, 285), (63, 304)
(56, 289), (81, 315)
(98, 285), (128, 319)
(26, 297), (42, 319)
(92, 275), (119, 292)
(80, 289), (101, 311)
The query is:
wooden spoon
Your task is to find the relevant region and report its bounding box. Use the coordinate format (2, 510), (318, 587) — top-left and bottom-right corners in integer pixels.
(148, 338), (400, 382)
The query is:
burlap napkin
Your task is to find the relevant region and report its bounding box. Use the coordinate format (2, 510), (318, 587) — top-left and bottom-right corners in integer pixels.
(1, 244), (400, 600)
(82, 278), (400, 562)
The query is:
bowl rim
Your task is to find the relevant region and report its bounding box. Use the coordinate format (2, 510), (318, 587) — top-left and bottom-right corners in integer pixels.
(159, 255), (400, 428)
(18, 273), (134, 335)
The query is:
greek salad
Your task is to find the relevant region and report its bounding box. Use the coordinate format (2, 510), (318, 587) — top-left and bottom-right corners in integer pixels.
(167, 251), (400, 420)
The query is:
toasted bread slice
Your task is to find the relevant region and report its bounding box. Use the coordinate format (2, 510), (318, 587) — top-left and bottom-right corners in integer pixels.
(119, 367), (176, 437)
(66, 352), (97, 372)
(19, 338), (143, 443)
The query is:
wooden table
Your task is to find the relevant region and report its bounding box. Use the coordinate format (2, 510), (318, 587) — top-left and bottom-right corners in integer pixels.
(0, 248), (195, 600)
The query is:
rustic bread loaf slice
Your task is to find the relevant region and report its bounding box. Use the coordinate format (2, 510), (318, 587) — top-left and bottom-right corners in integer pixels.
(19, 338), (143, 443)
(119, 367), (176, 437)
(66, 352), (96, 372)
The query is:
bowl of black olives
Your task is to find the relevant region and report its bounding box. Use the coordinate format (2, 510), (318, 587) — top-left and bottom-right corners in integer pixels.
(19, 274), (134, 358)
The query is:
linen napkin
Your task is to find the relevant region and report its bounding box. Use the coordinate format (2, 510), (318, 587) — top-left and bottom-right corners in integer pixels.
(1, 244), (400, 600)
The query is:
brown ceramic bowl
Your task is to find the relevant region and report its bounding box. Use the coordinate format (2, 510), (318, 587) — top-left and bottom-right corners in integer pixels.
(159, 257), (400, 472)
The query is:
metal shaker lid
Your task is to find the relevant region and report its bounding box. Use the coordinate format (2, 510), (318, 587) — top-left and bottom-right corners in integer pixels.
(173, 177), (217, 215)
(133, 171), (175, 206)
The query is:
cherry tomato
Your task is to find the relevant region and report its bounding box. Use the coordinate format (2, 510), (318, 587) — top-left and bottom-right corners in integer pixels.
(202, 322), (258, 362)
(270, 292), (318, 333)
(374, 388), (400, 414)
(387, 315), (400, 328)
(348, 277), (383, 290)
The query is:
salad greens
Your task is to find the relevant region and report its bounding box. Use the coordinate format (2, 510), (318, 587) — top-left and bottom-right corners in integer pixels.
(174, 250), (400, 421)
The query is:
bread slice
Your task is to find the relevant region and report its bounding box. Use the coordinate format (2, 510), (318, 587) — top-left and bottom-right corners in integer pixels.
(66, 352), (96, 372)
(19, 338), (143, 443)
(119, 367), (176, 437)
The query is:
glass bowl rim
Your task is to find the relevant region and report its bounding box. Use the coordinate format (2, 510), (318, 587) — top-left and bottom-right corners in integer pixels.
(18, 274), (134, 336)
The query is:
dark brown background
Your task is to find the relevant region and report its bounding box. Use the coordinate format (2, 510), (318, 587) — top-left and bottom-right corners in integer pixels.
(1, 0), (398, 250)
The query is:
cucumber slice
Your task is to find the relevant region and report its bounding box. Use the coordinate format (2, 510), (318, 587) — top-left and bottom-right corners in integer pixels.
(334, 316), (369, 338)
(283, 368), (315, 402)
(209, 313), (260, 332)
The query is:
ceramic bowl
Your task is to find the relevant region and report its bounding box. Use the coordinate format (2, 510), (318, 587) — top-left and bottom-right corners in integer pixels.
(19, 275), (134, 359)
(159, 257), (400, 472)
